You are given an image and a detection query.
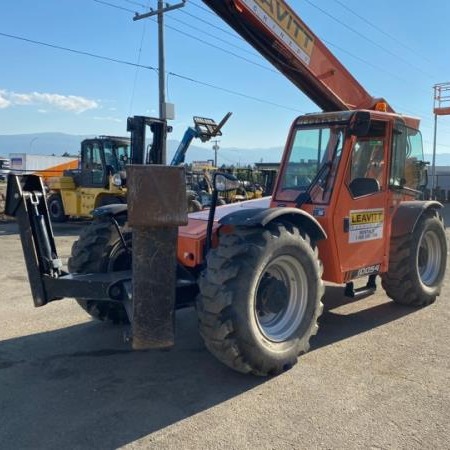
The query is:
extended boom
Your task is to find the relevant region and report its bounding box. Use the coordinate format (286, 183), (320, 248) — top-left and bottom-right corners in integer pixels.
(202, 0), (394, 113)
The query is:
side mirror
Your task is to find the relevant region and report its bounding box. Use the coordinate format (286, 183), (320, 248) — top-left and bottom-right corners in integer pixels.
(349, 111), (371, 137)
(348, 177), (380, 197)
(417, 161), (429, 189)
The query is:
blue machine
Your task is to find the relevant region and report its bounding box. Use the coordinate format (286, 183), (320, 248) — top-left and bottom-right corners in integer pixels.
(170, 112), (232, 166)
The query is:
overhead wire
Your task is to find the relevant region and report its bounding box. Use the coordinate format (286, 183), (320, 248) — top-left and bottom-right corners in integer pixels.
(167, 71), (304, 113)
(171, 11), (260, 57)
(120, 0), (147, 8)
(128, 18), (148, 114)
(108, 0), (450, 144)
(178, 8), (250, 43)
(93, 0), (135, 13)
(94, 0), (276, 73)
(329, 0), (438, 68)
(161, 21), (277, 74)
(0, 31), (157, 71)
(104, 0), (436, 106)
(0, 30), (303, 114)
(302, 0), (435, 80)
(4, 0), (448, 138)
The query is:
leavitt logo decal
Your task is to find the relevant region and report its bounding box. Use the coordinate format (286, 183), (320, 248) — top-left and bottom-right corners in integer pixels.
(239, 0), (315, 64)
(349, 208), (384, 243)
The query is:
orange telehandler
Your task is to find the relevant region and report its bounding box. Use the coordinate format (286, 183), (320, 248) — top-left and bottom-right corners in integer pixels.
(5, 0), (447, 376)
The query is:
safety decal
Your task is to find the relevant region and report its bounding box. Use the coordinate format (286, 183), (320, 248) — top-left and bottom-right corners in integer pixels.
(349, 208), (384, 243)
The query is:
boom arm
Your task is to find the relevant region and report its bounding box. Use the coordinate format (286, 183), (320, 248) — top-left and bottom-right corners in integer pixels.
(170, 113), (232, 166)
(202, 0), (393, 113)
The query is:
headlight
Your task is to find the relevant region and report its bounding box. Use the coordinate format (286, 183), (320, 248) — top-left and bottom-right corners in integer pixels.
(112, 173), (122, 186)
(214, 173), (240, 192)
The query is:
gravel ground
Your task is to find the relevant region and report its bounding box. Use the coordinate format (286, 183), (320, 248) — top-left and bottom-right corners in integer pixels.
(0, 185), (449, 449)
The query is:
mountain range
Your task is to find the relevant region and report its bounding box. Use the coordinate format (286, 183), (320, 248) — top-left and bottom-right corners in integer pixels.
(0, 132), (449, 167)
(0, 132), (282, 166)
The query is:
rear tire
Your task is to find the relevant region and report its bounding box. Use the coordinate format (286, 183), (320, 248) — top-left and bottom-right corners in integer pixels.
(48, 193), (68, 222)
(188, 199), (203, 212)
(381, 212), (447, 306)
(68, 218), (131, 323)
(197, 222), (324, 376)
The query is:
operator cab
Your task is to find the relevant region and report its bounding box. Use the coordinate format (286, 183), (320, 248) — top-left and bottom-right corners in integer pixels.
(274, 111), (427, 206)
(80, 136), (130, 188)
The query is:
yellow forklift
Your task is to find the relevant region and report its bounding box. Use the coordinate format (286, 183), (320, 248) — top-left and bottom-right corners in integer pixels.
(47, 136), (130, 222)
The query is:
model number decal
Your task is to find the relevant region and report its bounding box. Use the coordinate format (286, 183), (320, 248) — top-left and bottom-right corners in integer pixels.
(349, 208), (384, 243)
(356, 264), (380, 277)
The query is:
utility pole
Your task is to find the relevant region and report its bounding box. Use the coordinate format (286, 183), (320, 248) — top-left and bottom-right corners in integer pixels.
(212, 140), (220, 167)
(134, 1), (186, 164)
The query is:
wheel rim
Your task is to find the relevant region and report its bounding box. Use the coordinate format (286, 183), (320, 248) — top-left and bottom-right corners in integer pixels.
(417, 229), (442, 286)
(255, 255), (308, 342)
(106, 236), (132, 272)
(50, 200), (61, 218)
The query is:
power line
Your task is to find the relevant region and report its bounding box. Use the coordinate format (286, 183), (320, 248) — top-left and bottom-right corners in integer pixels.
(93, 0), (135, 13)
(0, 30), (303, 113)
(171, 11), (260, 57)
(178, 8), (248, 43)
(302, 0), (435, 80)
(329, 0), (437, 68)
(0, 31), (157, 71)
(187, 0), (218, 18)
(96, 0), (430, 100)
(167, 71), (304, 113)
(128, 18), (148, 113)
(119, 0), (147, 8)
(93, 0), (276, 73)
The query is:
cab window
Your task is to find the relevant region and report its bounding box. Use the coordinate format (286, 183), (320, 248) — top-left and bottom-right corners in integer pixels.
(346, 121), (387, 198)
(390, 122), (425, 191)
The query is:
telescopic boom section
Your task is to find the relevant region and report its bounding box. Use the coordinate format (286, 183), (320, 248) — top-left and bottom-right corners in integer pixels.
(202, 0), (393, 113)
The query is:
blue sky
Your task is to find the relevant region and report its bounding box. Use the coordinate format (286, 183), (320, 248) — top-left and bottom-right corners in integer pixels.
(1, 0), (450, 163)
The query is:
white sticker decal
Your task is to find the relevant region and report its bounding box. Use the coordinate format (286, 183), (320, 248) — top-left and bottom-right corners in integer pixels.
(349, 209), (384, 243)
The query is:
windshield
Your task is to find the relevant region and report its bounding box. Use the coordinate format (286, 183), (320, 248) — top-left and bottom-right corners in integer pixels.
(103, 141), (130, 173)
(278, 125), (344, 203)
(115, 143), (130, 171)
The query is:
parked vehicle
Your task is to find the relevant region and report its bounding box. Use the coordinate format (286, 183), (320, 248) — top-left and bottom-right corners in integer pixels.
(6, 0), (446, 376)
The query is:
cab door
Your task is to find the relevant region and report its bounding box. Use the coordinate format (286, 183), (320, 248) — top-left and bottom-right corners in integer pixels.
(332, 124), (390, 280)
(80, 141), (106, 188)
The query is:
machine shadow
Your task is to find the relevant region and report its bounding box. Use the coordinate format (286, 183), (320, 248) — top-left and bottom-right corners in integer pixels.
(0, 220), (88, 237)
(310, 284), (418, 350)
(0, 284), (420, 449)
(0, 308), (261, 449)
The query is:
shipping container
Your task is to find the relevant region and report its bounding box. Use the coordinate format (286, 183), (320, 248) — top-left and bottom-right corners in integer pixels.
(9, 153), (78, 183)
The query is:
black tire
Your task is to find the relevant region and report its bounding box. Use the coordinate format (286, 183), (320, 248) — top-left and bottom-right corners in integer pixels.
(188, 199), (203, 212)
(48, 193), (68, 222)
(68, 218), (131, 323)
(197, 221), (324, 376)
(381, 212), (447, 306)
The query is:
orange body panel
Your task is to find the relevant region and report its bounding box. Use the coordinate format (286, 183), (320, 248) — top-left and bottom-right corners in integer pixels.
(269, 110), (422, 284)
(177, 197), (272, 267)
(36, 159), (78, 184)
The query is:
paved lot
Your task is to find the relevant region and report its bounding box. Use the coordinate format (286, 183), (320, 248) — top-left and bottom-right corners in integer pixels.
(0, 206), (449, 449)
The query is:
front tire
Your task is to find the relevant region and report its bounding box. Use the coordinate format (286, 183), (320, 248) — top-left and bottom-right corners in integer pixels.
(197, 222), (324, 376)
(381, 212), (447, 306)
(48, 193), (68, 222)
(68, 218), (131, 323)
